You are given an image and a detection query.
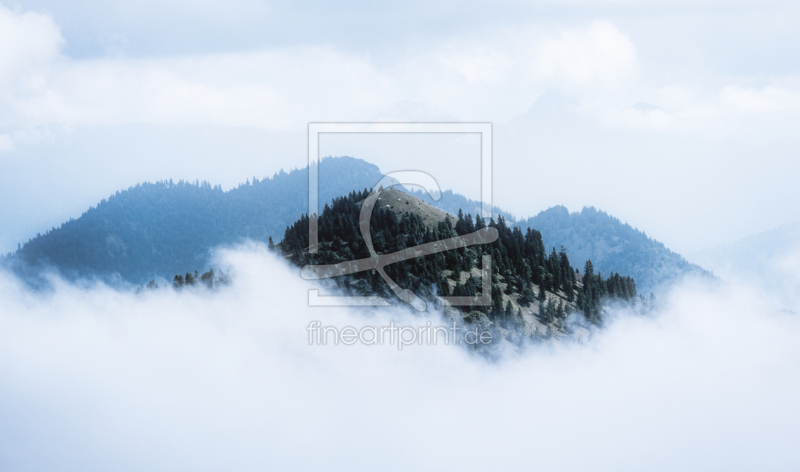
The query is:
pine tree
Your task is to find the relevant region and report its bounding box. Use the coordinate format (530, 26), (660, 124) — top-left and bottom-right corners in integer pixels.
(173, 274), (185, 289)
(455, 209), (470, 236)
(556, 300), (565, 319)
(200, 269), (215, 287)
(504, 299), (514, 319)
(475, 214), (486, 230)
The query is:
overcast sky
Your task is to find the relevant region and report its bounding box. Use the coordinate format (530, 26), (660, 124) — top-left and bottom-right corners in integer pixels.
(1, 0), (799, 255)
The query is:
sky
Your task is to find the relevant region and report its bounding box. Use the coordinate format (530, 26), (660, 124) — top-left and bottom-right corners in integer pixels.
(2, 0), (800, 255)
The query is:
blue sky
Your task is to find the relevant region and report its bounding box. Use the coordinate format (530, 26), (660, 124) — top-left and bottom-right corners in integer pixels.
(1, 0), (799, 254)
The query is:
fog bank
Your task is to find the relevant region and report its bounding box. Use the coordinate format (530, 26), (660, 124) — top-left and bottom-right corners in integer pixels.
(1, 244), (799, 471)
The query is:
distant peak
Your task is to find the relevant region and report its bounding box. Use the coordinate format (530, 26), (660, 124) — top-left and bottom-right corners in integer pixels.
(538, 205), (570, 218)
(319, 155), (382, 173)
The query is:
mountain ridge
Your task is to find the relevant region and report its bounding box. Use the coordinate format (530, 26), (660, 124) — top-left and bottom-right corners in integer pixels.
(4, 156), (707, 293)
(8, 156), (385, 284)
(278, 187), (639, 337)
(516, 205), (712, 294)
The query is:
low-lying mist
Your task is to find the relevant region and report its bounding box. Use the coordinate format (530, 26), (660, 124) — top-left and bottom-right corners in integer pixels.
(1, 243), (799, 471)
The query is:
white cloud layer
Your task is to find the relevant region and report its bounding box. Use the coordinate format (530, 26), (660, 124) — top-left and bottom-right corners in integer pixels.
(0, 6), (62, 82)
(2, 3), (800, 141)
(1, 244), (799, 470)
(530, 21), (638, 90)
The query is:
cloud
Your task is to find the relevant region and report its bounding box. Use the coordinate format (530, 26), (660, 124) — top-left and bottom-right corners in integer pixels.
(0, 3), (64, 145)
(0, 4), (62, 82)
(0, 15), (644, 135)
(2, 2), (799, 141)
(0, 134), (13, 152)
(720, 84), (800, 113)
(439, 48), (511, 85)
(1, 243), (800, 470)
(530, 21), (638, 91)
(6, 46), (391, 131)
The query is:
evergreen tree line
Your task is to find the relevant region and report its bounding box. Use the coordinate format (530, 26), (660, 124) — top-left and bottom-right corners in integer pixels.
(12, 156), (387, 285)
(576, 260), (637, 323)
(135, 268), (230, 293)
(279, 190), (637, 325)
(517, 205), (708, 294)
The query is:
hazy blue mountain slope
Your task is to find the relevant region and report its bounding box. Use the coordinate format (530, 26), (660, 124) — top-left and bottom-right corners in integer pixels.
(405, 188), (516, 224)
(689, 221), (800, 276)
(516, 206), (711, 294)
(7, 155), (707, 293)
(11, 157), (384, 284)
(688, 221), (800, 307)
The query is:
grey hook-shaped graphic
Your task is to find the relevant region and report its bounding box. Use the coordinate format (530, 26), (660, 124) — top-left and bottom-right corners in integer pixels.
(302, 171), (498, 311)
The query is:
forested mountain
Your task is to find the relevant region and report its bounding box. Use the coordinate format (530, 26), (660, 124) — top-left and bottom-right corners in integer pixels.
(280, 188), (640, 336)
(9, 157), (385, 284)
(5, 155), (706, 295)
(516, 206), (711, 294)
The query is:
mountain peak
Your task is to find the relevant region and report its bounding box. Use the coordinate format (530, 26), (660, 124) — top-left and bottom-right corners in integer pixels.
(518, 205), (712, 293)
(358, 188), (454, 229)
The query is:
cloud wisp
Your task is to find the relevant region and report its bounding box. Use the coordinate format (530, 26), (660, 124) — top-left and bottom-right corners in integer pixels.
(3, 2), (800, 142)
(1, 243), (799, 471)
